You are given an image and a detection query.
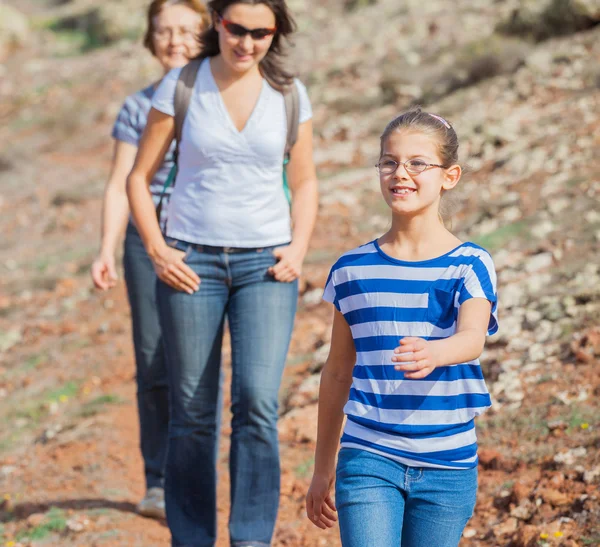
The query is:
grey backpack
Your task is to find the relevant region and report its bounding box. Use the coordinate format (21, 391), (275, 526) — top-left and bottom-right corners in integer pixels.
(156, 58), (300, 221)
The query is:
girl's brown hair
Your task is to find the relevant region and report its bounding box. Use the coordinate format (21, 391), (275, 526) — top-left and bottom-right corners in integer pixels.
(196, 0), (297, 89)
(144, 0), (210, 55)
(379, 107), (459, 167)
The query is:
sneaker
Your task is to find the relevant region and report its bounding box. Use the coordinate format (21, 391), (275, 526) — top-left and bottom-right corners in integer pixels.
(136, 487), (166, 519)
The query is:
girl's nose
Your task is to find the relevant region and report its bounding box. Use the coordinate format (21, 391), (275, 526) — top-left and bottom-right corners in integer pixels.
(239, 33), (253, 51)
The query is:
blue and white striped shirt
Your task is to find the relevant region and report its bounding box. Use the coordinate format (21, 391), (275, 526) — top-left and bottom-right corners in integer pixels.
(112, 85), (176, 229)
(323, 239), (498, 469)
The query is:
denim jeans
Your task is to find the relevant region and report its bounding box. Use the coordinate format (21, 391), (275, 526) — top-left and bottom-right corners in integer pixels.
(122, 223), (169, 491)
(157, 239), (298, 547)
(335, 448), (478, 547)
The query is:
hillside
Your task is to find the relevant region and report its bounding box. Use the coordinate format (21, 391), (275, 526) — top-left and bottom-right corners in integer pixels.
(0, 0), (599, 545)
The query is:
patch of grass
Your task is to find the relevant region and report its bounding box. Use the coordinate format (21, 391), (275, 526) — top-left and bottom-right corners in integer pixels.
(78, 394), (122, 417)
(472, 220), (530, 251)
(536, 374), (553, 384)
(294, 456), (315, 478)
(16, 507), (66, 541)
(581, 536), (600, 545)
(46, 381), (79, 403)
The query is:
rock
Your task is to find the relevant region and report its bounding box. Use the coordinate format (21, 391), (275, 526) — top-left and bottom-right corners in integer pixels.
(462, 527), (477, 539)
(511, 499), (535, 521)
(553, 447), (587, 466)
(278, 404), (318, 443)
(494, 517), (518, 537)
(51, 2), (145, 48)
(525, 252), (553, 273)
(0, 329), (22, 353)
(478, 448), (504, 470)
(583, 465), (600, 483)
(0, 4), (30, 60)
(513, 481), (533, 504)
(572, 0), (600, 19)
(310, 343), (330, 373)
(287, 374), (321, 408)
(538, 487), (571, 507)
(514, 524), (542, 547)
(497, 0), (597, 42)
(302, 288), (324, 307)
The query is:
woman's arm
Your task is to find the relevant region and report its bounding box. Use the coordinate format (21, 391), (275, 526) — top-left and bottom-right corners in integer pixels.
(393, 298), (492, 379)
(269, 120), (318, 282)
(90, 140), (137, 290)
(306, 308), (356, 529)
(126, 107), (200, 294)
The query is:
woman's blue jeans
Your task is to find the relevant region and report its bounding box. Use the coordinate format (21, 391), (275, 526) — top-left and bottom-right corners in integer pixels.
(157, 239), (298, 547)
(123, 223), (169, 491)
(336, 448), (478, 547)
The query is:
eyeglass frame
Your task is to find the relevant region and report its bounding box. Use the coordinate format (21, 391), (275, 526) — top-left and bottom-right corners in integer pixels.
(375, 158), (446, 176)
(152, 26), (200, 42)
(218, 16), (277, 40)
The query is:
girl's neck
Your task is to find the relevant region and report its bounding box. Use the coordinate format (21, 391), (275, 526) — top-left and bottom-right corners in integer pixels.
(210, 55), (262, 87)
(378, 211), (462, 262)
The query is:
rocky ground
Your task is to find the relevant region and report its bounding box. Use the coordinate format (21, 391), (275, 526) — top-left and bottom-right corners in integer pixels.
(1, 0), (599, 545)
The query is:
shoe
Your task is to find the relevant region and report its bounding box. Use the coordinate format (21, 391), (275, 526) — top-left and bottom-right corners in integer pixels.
(136, 487), (166, 519)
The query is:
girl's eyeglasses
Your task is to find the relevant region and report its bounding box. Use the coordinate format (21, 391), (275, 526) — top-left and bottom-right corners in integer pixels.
(376, 159), (445, 175)
(219, 17), (276, 40)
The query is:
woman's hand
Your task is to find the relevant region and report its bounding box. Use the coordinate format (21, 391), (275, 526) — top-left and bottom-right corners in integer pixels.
(392, 337), (441, 379)
(306, 472), (337, 530)
(268, 243), (305, 282)
(152, 244), (200, 294)
(91, 253), (118, 290)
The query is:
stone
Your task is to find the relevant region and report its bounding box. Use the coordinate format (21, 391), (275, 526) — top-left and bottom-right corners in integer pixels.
(553, 447), (587, 466)
(0, 4), (29, 60)
(287, 374), (321, 408)
(525, 252), (553, 273)
(511, 499), (535, 520)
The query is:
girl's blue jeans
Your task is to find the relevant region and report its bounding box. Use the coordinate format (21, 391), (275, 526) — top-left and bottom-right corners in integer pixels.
(335, 448), (478, 547)
(157, 238), (298, 547)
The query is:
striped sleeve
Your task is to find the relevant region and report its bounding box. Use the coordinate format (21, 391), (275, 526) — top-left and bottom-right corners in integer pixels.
(111, 97), (142, 146)
(458, 250), (499, 335)
(322, 268), (340, 311)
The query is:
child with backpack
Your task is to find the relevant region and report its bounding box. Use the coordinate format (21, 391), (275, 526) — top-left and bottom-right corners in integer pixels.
(127, 0), (318, 545)
(306, 109), (498, 547)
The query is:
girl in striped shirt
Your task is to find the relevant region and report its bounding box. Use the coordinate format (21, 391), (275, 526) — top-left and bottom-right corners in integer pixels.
(306, 109), (498, 547)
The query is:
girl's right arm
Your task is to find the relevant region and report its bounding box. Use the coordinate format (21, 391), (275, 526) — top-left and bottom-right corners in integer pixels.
(126, 107), (200, 294)
(306, 308), (356, 530)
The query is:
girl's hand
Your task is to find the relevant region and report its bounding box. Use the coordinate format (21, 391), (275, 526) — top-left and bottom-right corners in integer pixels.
(392, 337), (441, 379)
(91, 253), (118, 290)
(268, 244), (305, 283)
(152, 245), (200, 294)
(306, 473), (338, 530)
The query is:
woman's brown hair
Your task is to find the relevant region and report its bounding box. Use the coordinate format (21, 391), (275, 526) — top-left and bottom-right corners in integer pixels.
(197, 0), (296, 89)
(144, 0), (210, 55)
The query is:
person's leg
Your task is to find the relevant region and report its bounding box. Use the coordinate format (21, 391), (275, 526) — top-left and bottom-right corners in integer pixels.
(157, 241), (229, 547)
(123, 224), (169, 496)
(335, 448), (406, 547)
(401, 466), (478, 547)
(226, 248), (298, 547)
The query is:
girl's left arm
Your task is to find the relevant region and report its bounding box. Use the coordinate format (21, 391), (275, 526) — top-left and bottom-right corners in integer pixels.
(268, 120), (318, 283)
(393, 298), (492, 379)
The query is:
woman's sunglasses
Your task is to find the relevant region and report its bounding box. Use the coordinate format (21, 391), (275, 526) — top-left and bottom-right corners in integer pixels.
(219, 16), (276, 40)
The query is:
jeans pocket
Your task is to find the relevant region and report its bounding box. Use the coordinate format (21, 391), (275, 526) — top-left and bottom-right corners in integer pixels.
(165, 238), (193, 263)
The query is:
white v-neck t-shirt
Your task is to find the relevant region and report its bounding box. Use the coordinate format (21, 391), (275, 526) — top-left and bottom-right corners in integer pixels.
(151, 58), (312, 248)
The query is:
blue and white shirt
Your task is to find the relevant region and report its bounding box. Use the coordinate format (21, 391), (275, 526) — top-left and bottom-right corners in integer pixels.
(112, 84), (176, 229)
(323, 239), (499, 469)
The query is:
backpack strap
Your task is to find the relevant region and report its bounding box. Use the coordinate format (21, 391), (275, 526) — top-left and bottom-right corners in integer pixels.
(283, 81), (300, 160)
(173, 58), (202, 147)
(155, 58), (202, 226)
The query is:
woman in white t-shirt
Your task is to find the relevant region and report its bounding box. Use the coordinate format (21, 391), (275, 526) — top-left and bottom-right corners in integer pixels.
(127, 0), (318, 545)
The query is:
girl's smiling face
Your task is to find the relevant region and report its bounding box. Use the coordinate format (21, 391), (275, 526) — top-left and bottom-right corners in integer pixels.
(379, 130), (461, 218)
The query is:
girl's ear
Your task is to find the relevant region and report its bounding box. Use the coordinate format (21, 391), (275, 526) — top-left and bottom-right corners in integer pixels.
(442, 164), (461, 191)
